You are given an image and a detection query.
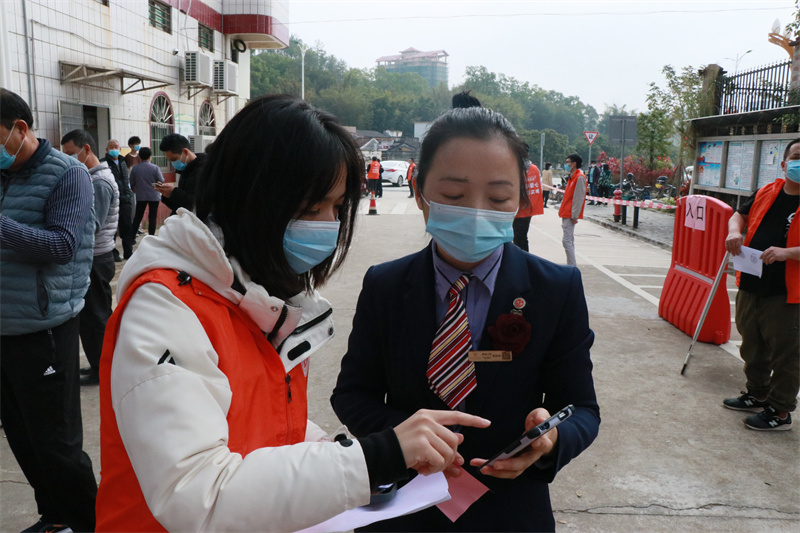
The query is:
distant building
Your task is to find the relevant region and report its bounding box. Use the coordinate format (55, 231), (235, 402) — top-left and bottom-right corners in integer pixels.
(376, 47), (448, 87)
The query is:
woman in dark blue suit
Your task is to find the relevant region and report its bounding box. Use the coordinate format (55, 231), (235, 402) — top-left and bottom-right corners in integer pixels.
(331, 105), (600, 532)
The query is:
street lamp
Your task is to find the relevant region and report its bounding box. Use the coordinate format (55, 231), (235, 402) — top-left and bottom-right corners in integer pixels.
(724, 49), (752, 74)
(300, 44), (308, 100)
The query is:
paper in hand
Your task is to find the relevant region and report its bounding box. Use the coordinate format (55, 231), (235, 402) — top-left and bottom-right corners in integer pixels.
(732, 246), (763, 278)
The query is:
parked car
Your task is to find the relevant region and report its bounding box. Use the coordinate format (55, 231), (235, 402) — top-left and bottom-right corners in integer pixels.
(381, 160), (409, 187)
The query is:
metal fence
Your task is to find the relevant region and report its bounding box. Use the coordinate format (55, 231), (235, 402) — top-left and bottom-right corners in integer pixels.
(718, 60), (792, 114)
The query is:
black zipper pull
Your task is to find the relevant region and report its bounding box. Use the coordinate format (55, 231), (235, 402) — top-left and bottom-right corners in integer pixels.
(285, 374), (292, 403)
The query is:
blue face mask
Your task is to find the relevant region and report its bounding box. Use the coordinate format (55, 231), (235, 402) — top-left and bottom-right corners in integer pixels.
(786, 160), (800, 183)
(283, 219), (341, 274)
(422, 197), (515, 264)
(563, 163), (572, 172)
(133, 145), (140, 152)
(172, 153), (187, 171)
(108, 149), (120, 158)
(1, 123), (24, 170)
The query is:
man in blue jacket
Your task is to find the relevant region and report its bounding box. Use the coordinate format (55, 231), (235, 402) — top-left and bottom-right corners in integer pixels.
(0, 89), (98, 533)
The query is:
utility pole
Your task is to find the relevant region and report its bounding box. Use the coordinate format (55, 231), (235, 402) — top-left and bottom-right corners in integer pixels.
(300, 44), (309, 100)
(539, 132), (545, 170)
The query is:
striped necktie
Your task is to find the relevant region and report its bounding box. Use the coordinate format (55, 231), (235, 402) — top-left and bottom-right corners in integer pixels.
(427, 274), (477, 408)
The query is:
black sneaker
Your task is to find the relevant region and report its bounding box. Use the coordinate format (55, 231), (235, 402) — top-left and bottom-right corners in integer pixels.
(21, 519), (73, 532)
(744, 406), (792, 431)
(723, 391), (769, 412)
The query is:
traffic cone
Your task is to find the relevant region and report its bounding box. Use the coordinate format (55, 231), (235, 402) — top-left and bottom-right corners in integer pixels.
(368, 192), (378, 215)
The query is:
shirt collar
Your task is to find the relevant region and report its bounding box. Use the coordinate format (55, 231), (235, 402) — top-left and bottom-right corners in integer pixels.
(431, 242), (504, 303)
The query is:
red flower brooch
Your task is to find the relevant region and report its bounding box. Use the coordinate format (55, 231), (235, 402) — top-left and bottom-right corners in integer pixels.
(487, 298), (531, 357)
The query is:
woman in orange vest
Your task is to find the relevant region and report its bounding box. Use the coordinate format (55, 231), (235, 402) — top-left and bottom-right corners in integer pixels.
(723, 137), (800, 431)
(367, 156), (382, 197)
(95, 95), (489, 532)
(558, 154), (587, 266)
(512, 158), (543, 251)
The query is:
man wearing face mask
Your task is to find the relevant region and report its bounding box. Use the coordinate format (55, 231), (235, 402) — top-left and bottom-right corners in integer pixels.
(61, 129), (120, 387)
(558, 154), (587, 266)
(723, 138), (800, 431)
(0, 89), (98, 532)
(158, 133), (206, 215)
(103, 138), (136, 260)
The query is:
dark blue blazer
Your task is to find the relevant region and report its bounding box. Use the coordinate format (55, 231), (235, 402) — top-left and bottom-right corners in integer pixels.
(331, 242), (600, 532)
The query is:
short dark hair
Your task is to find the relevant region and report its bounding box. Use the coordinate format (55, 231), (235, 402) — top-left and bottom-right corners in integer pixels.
(159, 133), (191, 154)
(61, 129), (97, 156)
(784, 138), (800, 160)
(566, 154), (583, 169)
(195, 94), (363, 299)
(371, 156), (378, 161)
(545, 162), (552, 170)
(417, 106), (530, 211)
(139, 147), (152, 160)
(0, 88), (34, 130)
(452, 90), (482, 109)
(128, 136), (141, 146)
(409, 157), (415, 162)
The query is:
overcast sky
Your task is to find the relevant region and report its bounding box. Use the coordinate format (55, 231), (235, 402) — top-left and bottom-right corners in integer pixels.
(285, 0), (797, 115)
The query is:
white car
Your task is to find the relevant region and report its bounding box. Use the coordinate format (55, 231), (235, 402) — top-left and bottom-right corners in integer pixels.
(381, 160), (410, 187)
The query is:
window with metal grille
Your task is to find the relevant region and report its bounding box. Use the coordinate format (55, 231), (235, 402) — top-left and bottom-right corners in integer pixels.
(199, 101), (216, 136)
(198, 24), (214, 52)
(150, 94), (174, 171)
(149, 0), (171, 34)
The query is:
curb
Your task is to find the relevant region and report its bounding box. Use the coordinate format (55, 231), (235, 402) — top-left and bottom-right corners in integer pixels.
(584, 216), (673, 251)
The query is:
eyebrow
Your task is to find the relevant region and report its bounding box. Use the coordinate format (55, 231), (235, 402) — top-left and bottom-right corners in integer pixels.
(437, 176), (515, 186)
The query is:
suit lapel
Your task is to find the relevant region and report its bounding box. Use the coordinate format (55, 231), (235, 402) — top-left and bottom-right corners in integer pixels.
(401, 245), (447, 408)
(470, 243), (533, 413)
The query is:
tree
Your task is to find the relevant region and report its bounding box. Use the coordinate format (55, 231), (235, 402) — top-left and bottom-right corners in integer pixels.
(647, 65), (705, 164)
(636, 108), (673, 168)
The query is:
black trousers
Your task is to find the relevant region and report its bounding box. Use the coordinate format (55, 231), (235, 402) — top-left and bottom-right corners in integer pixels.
(132, 200), (159, 236)
(117, 199), (135, 258)
(1, 316), (98, 531)
(512, 217), (532, 252)
(367, 179), (379, 195)
(407, 177), (414, 197)
(79, 251), (116, 375)
(542, 190), (550, 206)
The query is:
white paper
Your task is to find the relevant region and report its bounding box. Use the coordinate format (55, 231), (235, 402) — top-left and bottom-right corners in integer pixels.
(294, 472), (451, 533)
(733, 246), (763, 278)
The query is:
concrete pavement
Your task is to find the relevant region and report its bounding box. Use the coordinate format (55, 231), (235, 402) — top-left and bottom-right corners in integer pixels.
(2, 187), (798, 532)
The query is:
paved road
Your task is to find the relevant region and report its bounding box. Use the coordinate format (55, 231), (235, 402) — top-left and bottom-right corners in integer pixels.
(2, 187), (798, 532)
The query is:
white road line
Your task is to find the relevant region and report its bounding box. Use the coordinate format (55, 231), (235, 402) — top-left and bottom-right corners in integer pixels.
(532, 226), (661, 306)
(621, 274), (667, 277)
(637, 285), (663, 289)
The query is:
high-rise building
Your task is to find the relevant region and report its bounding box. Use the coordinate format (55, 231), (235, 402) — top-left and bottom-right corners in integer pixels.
(376, 47), (448, 87)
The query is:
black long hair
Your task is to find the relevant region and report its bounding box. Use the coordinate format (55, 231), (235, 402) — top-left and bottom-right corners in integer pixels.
(195, 94), (363, 299)
(416, 106), (530, 211)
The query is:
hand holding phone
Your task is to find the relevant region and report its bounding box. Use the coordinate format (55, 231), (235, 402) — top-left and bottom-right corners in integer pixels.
(479, 405), (574, 469)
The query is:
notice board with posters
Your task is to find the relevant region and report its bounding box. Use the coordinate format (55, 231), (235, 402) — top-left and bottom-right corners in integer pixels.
(724, 140), (756, 191)
(757, 139), (792, 188)
(696, 141), (723, 187)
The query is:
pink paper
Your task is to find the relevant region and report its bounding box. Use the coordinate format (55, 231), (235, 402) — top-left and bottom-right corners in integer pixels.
(436, 468), (489, 522)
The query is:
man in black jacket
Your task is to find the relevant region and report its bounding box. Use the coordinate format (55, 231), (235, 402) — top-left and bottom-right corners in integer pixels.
(103, 139), (135, 260)
(157, 133), (206, 214)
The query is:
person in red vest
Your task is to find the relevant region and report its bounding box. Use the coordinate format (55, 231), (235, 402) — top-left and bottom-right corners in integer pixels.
(407, 157), (417, 198)
(723, 137), (800, 431)
(94, 95), (490, 532)
(513, 157), (543, 251)
(366, 156), (382, 197)
(558, 154), (587, 266)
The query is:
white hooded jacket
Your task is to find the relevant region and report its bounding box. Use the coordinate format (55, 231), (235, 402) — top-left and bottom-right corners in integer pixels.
(108, 209), (371, 532)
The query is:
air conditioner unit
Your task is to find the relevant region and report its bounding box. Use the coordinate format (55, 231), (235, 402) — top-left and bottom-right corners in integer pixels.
(188, 135), (216, 153)
(184, 51), (213, 87)
(213, 60), (238, 94)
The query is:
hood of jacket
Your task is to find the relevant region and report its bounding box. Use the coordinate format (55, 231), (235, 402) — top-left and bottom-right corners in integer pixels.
(117, 208), (335, 372)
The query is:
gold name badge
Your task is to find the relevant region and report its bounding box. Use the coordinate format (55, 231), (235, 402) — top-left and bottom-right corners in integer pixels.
(468, 350), (512, 362)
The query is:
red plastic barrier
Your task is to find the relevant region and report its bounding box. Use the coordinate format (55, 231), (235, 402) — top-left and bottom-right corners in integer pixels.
(658, 195), (732, 344)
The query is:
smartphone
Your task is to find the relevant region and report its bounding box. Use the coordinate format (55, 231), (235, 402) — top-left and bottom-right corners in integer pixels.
(480, 405), (574, 468)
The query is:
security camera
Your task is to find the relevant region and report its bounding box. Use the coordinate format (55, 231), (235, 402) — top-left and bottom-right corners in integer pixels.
(172, 48), (180, 56)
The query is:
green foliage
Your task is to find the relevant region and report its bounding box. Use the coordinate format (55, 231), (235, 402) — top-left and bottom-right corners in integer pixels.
(787, 0), (800, 39)
(636, 108), (673, 168)
(646, 65), (705, 164)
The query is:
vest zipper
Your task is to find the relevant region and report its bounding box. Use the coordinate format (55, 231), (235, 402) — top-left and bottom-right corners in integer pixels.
(285, 373), (294, 445)
(285, 373), (292, 403)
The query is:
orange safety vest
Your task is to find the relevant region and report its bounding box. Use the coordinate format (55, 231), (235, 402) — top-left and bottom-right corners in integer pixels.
(96, 269), (309, 531)
(368, 161), (381, 180)
(736, 179), (800, 304)
(517, 164), (543, 218)
(558, 170), (587, 220)
(407, 162), (416, 181)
